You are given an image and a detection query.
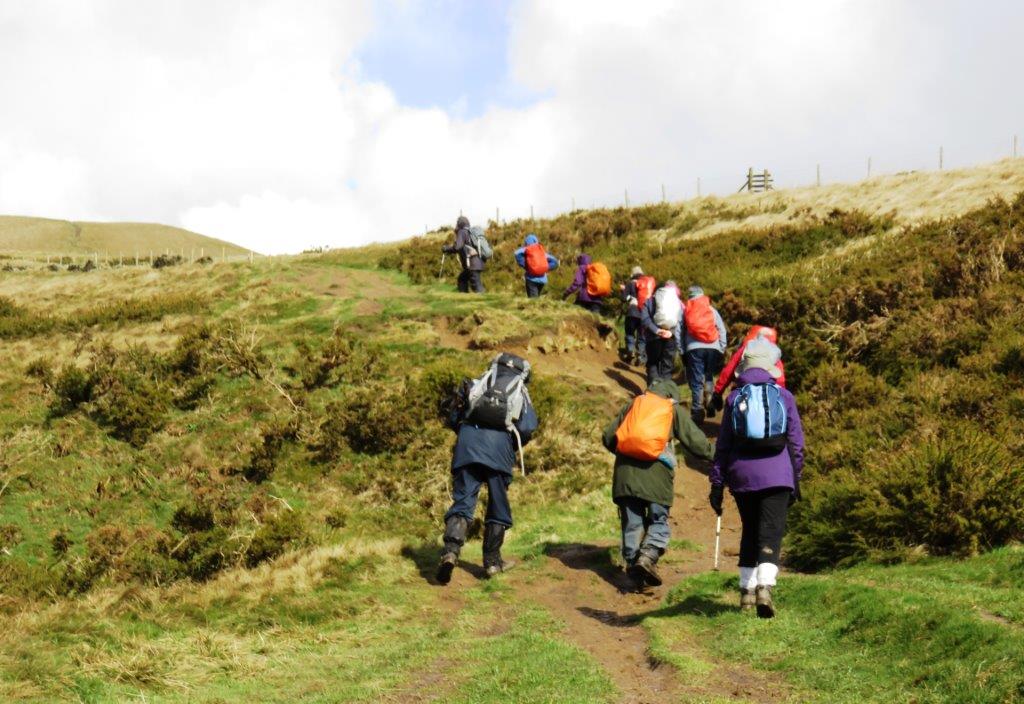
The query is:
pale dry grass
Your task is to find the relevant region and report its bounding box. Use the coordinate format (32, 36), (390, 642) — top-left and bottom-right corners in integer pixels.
(675, 158), (1024, 241)
(0, 216), (249, 257)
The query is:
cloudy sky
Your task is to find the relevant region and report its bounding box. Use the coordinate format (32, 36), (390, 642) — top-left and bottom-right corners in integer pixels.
(0, 1), (1022, 253)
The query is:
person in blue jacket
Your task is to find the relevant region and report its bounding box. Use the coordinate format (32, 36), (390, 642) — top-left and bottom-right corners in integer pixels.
(513, 234), (560, 298)
(437, 371), (539, 584)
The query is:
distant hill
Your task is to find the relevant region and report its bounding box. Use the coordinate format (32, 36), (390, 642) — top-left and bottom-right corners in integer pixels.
(0, 215), (251, 257)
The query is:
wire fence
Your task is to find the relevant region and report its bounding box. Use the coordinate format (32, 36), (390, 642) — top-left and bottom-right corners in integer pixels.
(444, 135), (1022, 231)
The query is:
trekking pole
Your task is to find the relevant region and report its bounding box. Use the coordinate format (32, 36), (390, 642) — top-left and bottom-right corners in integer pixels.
(511, 426), (526, 477)
(713, 515), (722, 571)
(438, 253), (446, 280)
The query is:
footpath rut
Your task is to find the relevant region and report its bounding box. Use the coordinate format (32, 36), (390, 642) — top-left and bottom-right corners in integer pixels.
(435, 318), (784, 702)
(305, 266), (783, 702)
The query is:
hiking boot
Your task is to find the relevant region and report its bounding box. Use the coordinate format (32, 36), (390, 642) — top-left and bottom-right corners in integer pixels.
(436, 515), (468, 585)
(740, 588), (756, 610)
(485, 559), (516, 578)
(635, 552), (663, 587)
(691, 408), (706, 426)
(436, 552), (457, 585)
(755, 585), (775, 619)
(482, 523), (511, 579)
(625, 561), (645, 587)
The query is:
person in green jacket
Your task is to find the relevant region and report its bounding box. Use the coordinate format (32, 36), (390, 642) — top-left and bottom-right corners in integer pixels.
(602, 379), (715, 588)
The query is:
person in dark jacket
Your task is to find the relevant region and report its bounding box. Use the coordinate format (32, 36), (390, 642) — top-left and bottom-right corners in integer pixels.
(640, 281), (682, 384)
(442, 215), (485, 293)
(513, 233), (560, 298)
(436, 375), (538, 584)
(603, 379), (714, 588)
(562, 253), (603, 313)
(619, 266), (650, 366)
(708, 338), (804, 618)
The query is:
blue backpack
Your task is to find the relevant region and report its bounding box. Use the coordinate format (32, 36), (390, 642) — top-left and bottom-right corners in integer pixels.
(731, 382), (788, 450)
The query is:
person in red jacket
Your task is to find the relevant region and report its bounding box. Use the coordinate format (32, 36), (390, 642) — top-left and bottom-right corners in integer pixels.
(710, 325), (785, 413)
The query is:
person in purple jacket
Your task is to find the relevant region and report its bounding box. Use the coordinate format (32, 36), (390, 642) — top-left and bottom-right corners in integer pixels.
(708, 338), (804, 619)
(562, 253), (603, 313)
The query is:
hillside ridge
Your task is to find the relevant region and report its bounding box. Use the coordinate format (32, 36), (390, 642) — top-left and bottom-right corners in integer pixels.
(0, 214), (251, 257)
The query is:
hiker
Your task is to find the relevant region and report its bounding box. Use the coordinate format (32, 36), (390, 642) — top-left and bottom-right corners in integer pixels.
(441, 215), (486, 293)
(514, 234), (560, 298)
(711, 325), (785, 414)
(562, 254), (610, 313)
(708, 338), (804, 619)
(603, 379), (714, 588)
(620, 267), (655, 366)
(640, 280), (683, 384)
(682, 286), (727, 425)
(437, 353), (538, 584)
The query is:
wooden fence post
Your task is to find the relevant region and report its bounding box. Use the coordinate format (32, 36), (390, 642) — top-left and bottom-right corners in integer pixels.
(624, 189), (629, 208)
(661, 184), (666, 202)
(816, 164), (821, 187)
(867, 157), (872, 178)
(939, 146), (944, 170)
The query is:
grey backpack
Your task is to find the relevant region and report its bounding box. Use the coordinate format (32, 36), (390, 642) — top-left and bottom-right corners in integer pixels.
(465, 353), (531, 430)
(468, 225), (493, 261)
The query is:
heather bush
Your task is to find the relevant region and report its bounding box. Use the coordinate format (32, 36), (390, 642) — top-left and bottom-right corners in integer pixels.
(788, 429), (1024, 570)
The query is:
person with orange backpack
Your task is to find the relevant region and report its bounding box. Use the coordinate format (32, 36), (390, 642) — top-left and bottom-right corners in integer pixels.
(563, 253), (611, 313)
(514, 234), (560, 298)
(710, 325), (785, 414)
(603, 378), (714, 588)
(682, 285), (727, 425)
(620, 266), (655, 366)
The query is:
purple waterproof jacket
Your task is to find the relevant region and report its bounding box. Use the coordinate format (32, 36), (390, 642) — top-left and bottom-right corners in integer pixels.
(709, 368), (805, 493)
(563, 254), (598, 303)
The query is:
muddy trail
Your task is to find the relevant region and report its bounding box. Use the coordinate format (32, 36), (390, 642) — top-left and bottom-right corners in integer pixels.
(306, 265), (783, 702)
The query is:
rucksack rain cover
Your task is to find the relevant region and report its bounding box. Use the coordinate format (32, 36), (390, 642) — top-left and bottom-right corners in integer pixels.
(653, 287), (682, 330)
(615, 393), (675, 461)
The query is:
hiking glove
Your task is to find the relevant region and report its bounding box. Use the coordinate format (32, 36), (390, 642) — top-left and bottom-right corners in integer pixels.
(709, 484), (724, 516)
(711, 393), (724, 412)
(789, 478), (801, 506)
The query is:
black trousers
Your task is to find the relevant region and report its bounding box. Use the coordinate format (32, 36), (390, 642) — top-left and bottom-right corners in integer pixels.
(645, 335), (678, 384)
(457, 269), (484, 293)
(525, 280), (545, 298)
(733, 488), (790, 566)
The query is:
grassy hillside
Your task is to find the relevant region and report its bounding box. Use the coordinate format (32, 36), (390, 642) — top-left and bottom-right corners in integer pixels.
(0, 163), (1022, 701)
(0, 215), (251, 258)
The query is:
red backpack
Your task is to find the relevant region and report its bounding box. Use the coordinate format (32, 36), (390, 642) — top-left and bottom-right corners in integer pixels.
(635, 275), (656, 308)
(684, 295), (719, 343)
(524, 243), (550, 277)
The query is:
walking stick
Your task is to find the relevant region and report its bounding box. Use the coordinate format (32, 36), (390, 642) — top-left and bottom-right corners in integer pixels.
(713, 515), (722, 571)
(438, 252), (446, 280)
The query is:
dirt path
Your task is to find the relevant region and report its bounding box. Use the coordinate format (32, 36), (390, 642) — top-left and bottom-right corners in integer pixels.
(305, 266), (781, 701)
(432, 306), (783, 702)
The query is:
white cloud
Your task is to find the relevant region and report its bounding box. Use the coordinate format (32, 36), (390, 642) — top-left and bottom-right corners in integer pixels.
(1, 1), (1023, 253)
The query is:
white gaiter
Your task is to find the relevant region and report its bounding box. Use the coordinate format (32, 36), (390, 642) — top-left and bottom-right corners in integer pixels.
(756, 562), (779, 586)
(740, 566), (758, 591)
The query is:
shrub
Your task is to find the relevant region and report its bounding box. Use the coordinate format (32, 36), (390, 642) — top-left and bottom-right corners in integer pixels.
(49, 365), (94, 416)
(788, 429), (1024, 569)
(245, 511), (304, 567)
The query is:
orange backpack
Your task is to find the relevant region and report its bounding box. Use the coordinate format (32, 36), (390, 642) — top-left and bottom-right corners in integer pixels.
(614, 393), (675, 461)
(684, 295), (719, 343)
(524, 243), (550, 277)
(635, 275), (656, 308)
(585, 262), (612, 297)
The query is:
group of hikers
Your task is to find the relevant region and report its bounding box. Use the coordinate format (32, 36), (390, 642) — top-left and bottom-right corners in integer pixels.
(438, 218), (805, 618)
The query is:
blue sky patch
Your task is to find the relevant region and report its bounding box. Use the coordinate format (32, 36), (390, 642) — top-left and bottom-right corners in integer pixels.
(354, 0), (539, 118)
